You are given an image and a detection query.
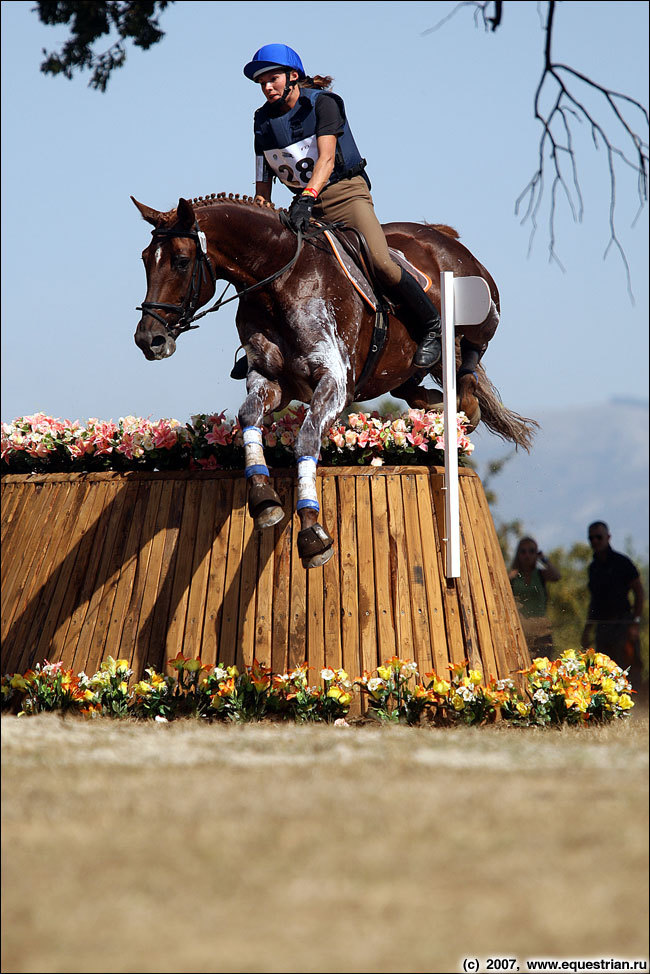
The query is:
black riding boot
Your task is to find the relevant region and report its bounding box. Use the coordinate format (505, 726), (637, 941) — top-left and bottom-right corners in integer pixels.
(230, 354), (248, 380)
(390, 267), (442, 369)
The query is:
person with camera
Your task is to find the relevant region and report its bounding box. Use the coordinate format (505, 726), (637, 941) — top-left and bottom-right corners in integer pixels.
(509, 537), (561, 658)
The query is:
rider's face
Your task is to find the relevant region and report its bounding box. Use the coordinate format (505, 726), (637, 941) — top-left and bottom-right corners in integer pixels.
(258, 69), (299, 104)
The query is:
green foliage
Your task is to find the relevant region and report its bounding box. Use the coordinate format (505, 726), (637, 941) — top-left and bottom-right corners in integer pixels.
(545, 542), (592, 653)
(35, 1), (173, 91)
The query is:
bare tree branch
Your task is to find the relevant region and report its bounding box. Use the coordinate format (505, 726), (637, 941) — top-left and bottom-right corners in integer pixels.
(424, 1), (649, 295)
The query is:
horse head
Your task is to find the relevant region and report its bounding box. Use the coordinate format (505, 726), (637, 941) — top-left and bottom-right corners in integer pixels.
(132, 196), (214, 361)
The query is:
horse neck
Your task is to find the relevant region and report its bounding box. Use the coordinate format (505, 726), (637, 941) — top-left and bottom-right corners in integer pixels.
(195, 202), (294, 288)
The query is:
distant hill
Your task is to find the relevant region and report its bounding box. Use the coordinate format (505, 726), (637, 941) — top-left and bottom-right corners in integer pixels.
(470, 399), (649, 555)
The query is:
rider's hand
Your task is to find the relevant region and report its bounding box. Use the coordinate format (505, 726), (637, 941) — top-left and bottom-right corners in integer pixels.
(288, 193), (315, 233)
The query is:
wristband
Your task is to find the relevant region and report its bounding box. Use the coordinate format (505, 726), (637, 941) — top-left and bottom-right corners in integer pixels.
(302, 188), (319, 199)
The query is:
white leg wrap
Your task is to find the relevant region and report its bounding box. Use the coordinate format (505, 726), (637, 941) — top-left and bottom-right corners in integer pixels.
(297, 456), (319, 512)
(243, 426), (268, 479)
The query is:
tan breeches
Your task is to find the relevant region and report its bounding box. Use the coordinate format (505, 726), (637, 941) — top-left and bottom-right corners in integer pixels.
(314, 175), (402, 288)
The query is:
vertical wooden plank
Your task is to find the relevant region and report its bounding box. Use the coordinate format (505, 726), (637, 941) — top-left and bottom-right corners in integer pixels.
(138, 479), (186, 674)
(321, 474), (342, 670)
(255, 510), (276, 669)
(401, 473), (434, 677)
(467, 476), (530, 683)
(370, 476), (396, 664)
(50, 480), (118, 663)
(1, 484), (57, 647)
(429, 469), (465, 667)
(117, 479), (165, 676)
(271, 477), (293, 675)
(306, 477), (325, 681)
(62, 482), (122, 673)
(236, 503), (260, 670)
(201, 480), (234, 667)
(356, 476), (378, 676)
(1, 485), (23, 548)
(32, 481), (94, 664)
(128, 479), (175, 673)
(9, 482), (79, 674)
(338, 476), (359, 678)
(458, 477), (501, 682)
(454, 519), (483, 674)
(101, 482), (152, 666)
(415, 475), (450, 678)
(219, 478), (247, 667)
(386, 474), (414, 662)
(81, 481), (141, 677)
(288, 485), (307, 671)
(182, 480), (219, 662)
(165, 480), (202, 659)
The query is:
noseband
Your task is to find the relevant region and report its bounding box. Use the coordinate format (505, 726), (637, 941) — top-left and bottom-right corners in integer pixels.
(137, 223), (217, 338)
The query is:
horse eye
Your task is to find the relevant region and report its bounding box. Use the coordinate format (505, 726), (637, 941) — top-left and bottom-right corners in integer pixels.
(173, 255), (191, 270)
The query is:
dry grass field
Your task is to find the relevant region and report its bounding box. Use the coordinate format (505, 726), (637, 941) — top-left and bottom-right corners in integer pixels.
(2, 712), (648, 974)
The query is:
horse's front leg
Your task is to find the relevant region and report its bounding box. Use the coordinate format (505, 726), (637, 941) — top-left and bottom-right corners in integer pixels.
(238, 370), (284, 529)
(456, 337), (486, 432)
(293, 371), (347, 570)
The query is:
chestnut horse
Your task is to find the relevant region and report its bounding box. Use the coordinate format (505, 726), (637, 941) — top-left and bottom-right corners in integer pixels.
(133, 193), (535, 568)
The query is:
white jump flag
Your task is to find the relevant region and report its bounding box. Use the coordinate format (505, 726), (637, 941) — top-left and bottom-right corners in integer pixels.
(440, 272), (492, 578)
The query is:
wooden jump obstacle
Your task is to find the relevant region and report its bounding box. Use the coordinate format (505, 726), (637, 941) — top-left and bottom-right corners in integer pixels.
(1, 467), (530, 687)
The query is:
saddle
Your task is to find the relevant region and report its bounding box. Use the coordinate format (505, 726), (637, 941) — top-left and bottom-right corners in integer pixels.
(312, 221), (432, 396)
(315, 223), (432, 312)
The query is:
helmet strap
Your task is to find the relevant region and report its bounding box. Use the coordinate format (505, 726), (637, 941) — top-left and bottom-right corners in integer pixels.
(280, 70), (299, 103)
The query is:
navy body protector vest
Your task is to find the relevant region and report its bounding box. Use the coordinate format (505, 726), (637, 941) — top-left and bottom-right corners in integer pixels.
(254, 88), (369, 193)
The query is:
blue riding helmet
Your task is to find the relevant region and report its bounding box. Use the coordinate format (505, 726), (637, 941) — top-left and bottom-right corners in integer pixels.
(243, 44), (306, 82)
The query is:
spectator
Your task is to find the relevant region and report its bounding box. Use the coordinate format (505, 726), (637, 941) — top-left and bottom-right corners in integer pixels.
(509, 537), (561, 658)
(581, 521), (645, 684)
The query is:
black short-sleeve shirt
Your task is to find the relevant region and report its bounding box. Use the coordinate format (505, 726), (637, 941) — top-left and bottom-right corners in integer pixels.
(588, 548), (639, 621)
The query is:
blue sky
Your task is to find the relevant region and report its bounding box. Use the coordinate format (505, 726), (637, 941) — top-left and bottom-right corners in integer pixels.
(1, 0), (648, 427)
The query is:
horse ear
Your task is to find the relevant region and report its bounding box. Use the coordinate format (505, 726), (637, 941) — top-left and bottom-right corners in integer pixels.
(176, 197), (196, 230)
(131, 196), (163, 227)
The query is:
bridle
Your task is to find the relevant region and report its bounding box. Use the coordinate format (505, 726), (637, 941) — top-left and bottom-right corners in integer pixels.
(136, 220), (308, 339)
(136, 224), (217, 338)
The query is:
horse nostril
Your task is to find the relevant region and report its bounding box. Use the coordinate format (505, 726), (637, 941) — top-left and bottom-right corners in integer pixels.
(151, 335), (166, 348)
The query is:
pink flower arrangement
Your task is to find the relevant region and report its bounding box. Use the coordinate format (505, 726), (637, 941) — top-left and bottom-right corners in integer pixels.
(2, 407), (474, 474)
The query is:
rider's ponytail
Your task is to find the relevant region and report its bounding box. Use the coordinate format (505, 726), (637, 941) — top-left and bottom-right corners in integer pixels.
(299, 74), (333, 90)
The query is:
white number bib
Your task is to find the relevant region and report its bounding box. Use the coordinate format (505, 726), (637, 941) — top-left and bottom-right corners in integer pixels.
(264, 136), (318, 190)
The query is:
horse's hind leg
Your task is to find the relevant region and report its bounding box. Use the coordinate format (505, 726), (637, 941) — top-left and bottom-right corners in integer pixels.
(238, 372), (284, 529)
(391, 377), (443, 411)
(293, 372), (346, 569)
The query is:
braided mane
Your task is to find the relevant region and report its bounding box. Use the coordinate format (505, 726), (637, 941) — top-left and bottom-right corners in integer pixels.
(160, 193), (458, 237)
(156, 192), (282, 224)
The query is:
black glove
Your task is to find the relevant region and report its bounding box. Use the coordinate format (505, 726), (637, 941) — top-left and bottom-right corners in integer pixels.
(288, 193), (315, 233)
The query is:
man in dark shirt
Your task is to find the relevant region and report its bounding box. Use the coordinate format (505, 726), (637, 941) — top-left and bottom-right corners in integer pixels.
(581, 521), (645, 681)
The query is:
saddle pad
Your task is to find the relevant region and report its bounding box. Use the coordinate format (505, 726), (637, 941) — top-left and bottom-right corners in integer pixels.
(322, 231), (432, 312)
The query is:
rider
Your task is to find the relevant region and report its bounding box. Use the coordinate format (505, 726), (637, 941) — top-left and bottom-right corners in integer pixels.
(232, 43), (442, 379)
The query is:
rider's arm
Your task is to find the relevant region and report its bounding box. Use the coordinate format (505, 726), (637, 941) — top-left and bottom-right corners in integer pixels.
(255, 179), (273, 203)
(255, 150), (273, 202)
(303, 134), (337, 197)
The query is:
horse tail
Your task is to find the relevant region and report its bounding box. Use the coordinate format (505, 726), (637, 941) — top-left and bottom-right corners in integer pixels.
(474, 365), (539, 451)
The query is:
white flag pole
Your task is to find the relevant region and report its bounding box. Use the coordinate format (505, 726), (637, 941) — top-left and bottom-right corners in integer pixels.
(441, 270), (460, 578)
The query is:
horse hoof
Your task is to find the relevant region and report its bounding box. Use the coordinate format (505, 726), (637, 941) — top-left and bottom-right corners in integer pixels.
(459, 398), (481, 432)
(248, 483), (284, 530)
(302, 547), (334, 570)
(297, 523), (333, 570)
(255, 504), (285, 530)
